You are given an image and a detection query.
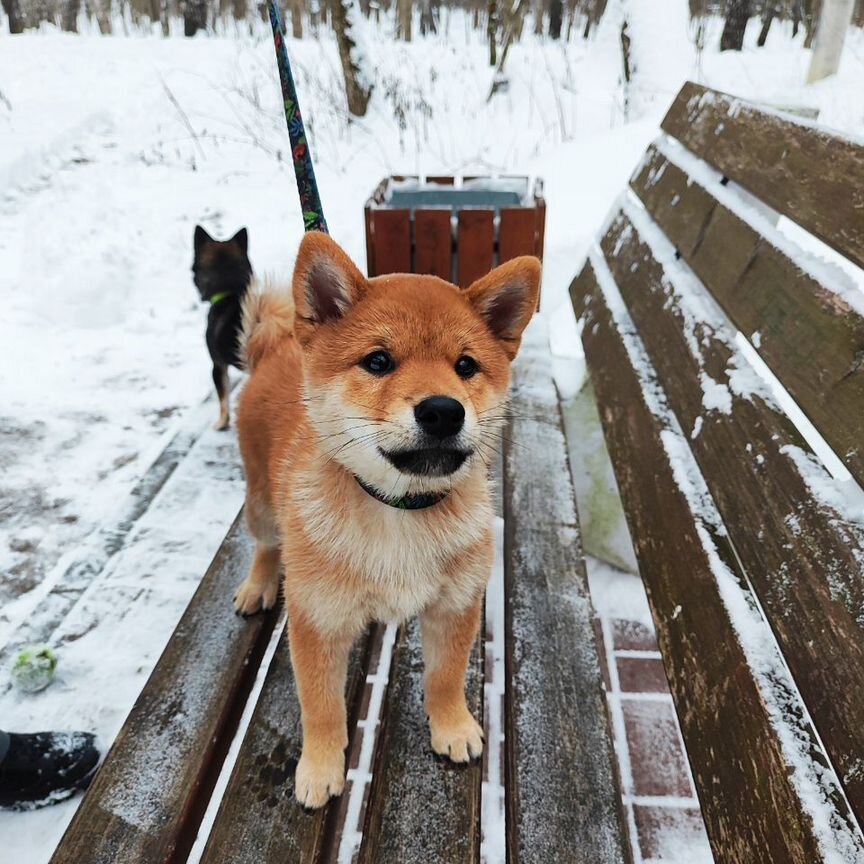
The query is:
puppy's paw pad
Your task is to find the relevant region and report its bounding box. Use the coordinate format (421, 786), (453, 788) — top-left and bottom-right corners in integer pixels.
(294, 754), (344, 809)
(233, 578), (277, 616)
(431, 714), (483, 763)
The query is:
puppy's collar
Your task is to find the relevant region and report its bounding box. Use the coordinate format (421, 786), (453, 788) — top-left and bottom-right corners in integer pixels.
(355, 477), (448, 510)
(209, 291), (233, 306)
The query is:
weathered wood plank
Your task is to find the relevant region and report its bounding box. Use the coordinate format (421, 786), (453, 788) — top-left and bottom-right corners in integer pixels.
(631, 144), (864, 487)
(571, 259), (864, 864)
(357, 617), (483, 864)
(50, 512), (279, 864)
(499, 208), (537, 263)
(414, 209), (454, 281)
(457, 209), (495, 288)
(661, 81), (864, 269)
(502, 326), (629, 864)
(198, 627), (373, 864)
(600, 206), (864, 826)
(369, 208), (412, 275)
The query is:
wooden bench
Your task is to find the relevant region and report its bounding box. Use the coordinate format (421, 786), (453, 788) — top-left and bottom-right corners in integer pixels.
(48, 328), (631, 863)
(571, 82), (864, 863)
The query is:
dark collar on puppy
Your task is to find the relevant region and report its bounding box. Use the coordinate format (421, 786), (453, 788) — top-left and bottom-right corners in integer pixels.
(355, 477), (448, 510)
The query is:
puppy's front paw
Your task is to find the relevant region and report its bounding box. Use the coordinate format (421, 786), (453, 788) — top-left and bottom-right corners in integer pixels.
(233, 577), (278, 616)
(214, 414), (230, 431)
(430, 710), (483, 763)
(295, 751), (345, 809)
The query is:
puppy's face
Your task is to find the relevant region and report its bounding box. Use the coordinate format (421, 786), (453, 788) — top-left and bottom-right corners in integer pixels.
(292, 232), (541, 497)
(192, 225), (252, 301)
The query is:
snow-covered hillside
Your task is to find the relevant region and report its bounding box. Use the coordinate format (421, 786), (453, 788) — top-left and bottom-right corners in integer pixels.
(1, 4), (864, 860)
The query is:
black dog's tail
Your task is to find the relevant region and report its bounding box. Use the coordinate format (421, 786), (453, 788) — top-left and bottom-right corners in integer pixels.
(239, 277), (295, 372)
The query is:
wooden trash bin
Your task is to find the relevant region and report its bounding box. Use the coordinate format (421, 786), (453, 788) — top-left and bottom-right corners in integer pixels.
(364, 175), (546, 296)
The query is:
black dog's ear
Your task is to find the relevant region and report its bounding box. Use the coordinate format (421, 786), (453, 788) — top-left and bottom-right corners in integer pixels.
(230, 228), (249, 255)
(194, 225), (213, 257)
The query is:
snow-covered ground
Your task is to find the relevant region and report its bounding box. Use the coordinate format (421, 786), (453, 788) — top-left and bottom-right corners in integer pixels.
(2, 3), (864, 860)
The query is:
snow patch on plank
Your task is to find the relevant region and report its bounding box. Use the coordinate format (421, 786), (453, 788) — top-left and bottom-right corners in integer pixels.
(654, 135), (864, 318)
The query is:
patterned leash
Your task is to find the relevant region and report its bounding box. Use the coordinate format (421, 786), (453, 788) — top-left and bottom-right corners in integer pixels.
(267, 0), (329, 234)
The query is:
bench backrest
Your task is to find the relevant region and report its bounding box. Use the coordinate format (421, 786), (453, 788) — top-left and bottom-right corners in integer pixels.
(572, 83), (864, 864)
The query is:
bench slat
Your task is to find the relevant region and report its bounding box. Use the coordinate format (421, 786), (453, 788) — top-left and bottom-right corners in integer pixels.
(50, 512), (279, 864)
(631, 143), (864, 487)
(598, 205), (864, 827)
(661, 81), (864, 269)
(571, 259), (864, 864)
(198, 629), (373, 864)
(357, 618), (483, 864)
(503, 330), (629, 864)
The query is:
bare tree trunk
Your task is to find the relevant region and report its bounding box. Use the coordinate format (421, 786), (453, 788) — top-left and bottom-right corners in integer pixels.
(419, 0), (436, 33)
(804, 0), (820, 46)
(86, 0), (113, 32)
(183, 0), (207, 33)
(332, 0), (373, 116)
(548, 0), (561, 36)
(290, 0), (303, 36)
(807, 0), (855, 80)
(720, 0), (751, 50)
(397, 0), (411, 39)
(233, 0), (246, 24)
(487, 0), (497, 63)
(756, 3), (776, 44)
(533, 0), (543, 33)
(488, 0), (528, 99)
(61, 0), (80, 29)
(2, 0), (25, 29)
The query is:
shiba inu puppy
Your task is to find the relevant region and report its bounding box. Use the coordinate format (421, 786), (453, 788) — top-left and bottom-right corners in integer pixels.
(191, 225), (253, 430)
(234, 231), (540, 808)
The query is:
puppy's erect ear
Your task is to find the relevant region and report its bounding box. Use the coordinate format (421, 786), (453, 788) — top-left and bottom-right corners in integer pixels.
(194, 225), (213, 257)
(231, 227), (249, 255)
(464, 256), (541, 359)
(293, 232), (366, 333)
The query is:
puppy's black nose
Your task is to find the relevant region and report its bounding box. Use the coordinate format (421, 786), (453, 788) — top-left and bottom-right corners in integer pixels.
(414, 396), (465, 439)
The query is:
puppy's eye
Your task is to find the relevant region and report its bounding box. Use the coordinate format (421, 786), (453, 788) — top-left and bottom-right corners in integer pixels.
(361, 350), (395, 376)
(455, 356), (478, 379)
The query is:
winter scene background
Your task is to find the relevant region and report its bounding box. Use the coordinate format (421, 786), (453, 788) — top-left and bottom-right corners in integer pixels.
(2, 0), (864, 861)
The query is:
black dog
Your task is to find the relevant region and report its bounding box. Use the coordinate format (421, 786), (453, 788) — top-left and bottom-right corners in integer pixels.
(192, 225), (253, 430)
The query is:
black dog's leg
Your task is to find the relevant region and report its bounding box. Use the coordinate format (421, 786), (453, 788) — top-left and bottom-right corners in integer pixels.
(213, 363), (231, 431)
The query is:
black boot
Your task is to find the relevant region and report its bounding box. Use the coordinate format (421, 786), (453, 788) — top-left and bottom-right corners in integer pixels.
(0, 731), (100, 810)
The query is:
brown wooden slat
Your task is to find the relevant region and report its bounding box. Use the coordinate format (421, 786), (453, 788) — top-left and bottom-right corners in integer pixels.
(364, 205), (376, 277)
(50, 512), (278, 864)
(661, 81), (864, 269)
(601, 208), (864, 827)
(571, 261), (854, 864)
(631, 144), (864, 487)
(357, 618), (483, 864)
(503, 334), (629, 864)
(414, 208), (453, 281)
(425, 175), (455, 185)
(457, 209), (494, 288)
(368, 209), (411, 276)
(498, 208), (536, 263)
(198, 627), (374, 864)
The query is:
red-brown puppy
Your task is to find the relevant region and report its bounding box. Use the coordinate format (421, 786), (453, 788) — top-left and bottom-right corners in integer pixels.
(235, 232), (540, 808)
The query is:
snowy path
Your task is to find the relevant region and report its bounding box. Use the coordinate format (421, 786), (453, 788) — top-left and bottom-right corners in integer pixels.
(0, 394), (246, 860)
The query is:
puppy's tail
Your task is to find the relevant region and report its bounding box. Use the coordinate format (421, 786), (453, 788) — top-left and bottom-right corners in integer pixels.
(239, 277), (295, 372)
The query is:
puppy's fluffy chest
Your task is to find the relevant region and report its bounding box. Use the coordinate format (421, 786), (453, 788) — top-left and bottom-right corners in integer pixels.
(283, 465), (492, 635)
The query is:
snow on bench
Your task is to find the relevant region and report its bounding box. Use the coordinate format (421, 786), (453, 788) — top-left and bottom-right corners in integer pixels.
(571, 82), (864, 864)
